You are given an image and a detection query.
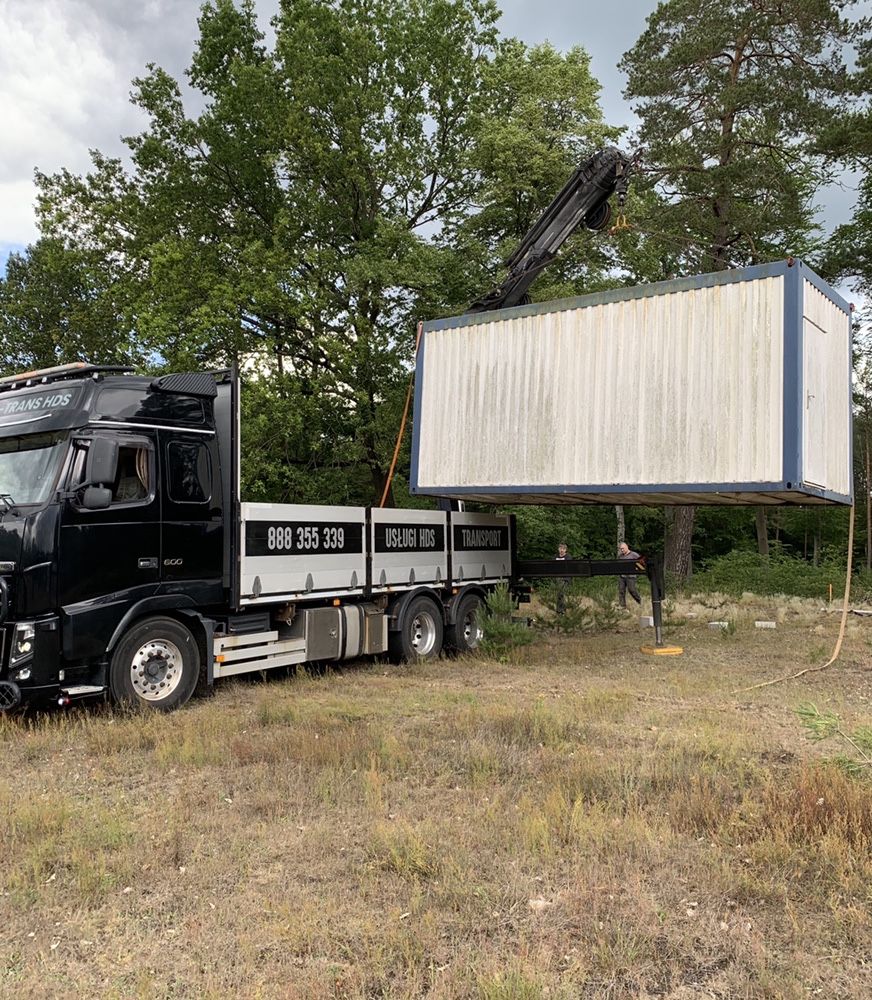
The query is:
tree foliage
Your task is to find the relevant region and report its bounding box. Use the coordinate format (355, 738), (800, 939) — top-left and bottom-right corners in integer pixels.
(0, 0), (864, 575)
(821, 29), (872, 292)
(620, 0), (859, 578)
(622, 0), (857, 271)
(0, 0), (623, 505)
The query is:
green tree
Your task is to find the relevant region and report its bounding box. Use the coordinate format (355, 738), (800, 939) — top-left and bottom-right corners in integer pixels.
(817, 28), (872, 574)
(819, 29), (872, 290)
(442, 39), (620, 304)
(23, 0), (504, 503)
(0, 235), (138, 372)
(7, 0), (626, 508)
(620, 0), (858, 579)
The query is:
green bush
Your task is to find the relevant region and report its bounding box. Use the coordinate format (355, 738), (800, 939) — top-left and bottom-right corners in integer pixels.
(538, 575), (650, 608)
(535, 580), (623, 634)
(796, 703), (872, 776)
(685, 550), (859, 600)
(479, 583), (535, 659)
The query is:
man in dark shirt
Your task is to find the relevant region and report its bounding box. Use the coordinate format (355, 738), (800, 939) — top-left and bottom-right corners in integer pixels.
(618, 540), (642, 609)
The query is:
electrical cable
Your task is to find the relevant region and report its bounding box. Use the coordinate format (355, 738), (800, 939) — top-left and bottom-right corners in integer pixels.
(732, 503), (855, 694)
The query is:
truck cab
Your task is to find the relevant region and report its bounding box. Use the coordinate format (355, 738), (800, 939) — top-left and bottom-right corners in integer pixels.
(0, 363), (237, 710)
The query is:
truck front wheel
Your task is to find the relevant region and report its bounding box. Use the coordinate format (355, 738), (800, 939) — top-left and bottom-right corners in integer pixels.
(109, 616), (200, 711)
(389, 595), (444, 663)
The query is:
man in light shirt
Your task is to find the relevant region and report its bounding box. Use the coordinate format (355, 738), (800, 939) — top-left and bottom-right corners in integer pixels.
(618, 540), (642, 609)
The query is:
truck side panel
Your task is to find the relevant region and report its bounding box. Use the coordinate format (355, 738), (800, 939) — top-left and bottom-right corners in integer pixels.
(240, 503), (367, 604)
(451, 512), (513, 582)
(370, 508), (447, 589)
(219, 505), (513, 678)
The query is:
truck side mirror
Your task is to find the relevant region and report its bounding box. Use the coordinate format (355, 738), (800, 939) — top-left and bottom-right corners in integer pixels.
(81, 486), (112, 511)
(87, 438), (118, 487)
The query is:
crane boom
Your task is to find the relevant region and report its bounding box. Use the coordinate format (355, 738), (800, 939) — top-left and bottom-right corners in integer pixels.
(466, 147), (632, 314)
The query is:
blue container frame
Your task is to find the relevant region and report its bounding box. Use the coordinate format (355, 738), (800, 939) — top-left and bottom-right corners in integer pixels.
(410, 259), (853, 506)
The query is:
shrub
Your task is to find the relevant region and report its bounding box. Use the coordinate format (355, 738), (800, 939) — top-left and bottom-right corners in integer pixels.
(796, 703), (872, 776)
(479, 583), (535, 659)
(535, 579), (624, 634)
(686, 550), (854, 600)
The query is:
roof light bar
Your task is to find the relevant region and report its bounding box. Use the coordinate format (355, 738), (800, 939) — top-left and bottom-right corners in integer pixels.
(0, 362), (135, 389)
(0, 362), (90, 386)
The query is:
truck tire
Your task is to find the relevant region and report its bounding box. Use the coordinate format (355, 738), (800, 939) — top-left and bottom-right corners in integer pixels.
(389, 594), (444, 663)
(109, 616), (200, 711)
(445, 592), (484, 654)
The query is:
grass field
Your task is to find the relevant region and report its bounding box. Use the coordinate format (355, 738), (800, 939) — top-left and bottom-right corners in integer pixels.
(1, 593), (871, 999)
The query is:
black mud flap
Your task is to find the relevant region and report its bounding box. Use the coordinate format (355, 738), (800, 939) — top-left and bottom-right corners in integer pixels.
(0, 681), (22, 711)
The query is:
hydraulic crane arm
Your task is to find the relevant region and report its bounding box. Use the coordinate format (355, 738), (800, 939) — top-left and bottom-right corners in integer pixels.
(466, 147), (632, 314)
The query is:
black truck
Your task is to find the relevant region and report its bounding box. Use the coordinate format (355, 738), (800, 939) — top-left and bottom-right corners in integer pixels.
(0, 363), (526, 710)
(0, 147), (669, 712)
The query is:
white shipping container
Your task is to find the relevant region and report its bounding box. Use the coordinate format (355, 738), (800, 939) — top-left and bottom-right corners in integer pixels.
(411, 259), (852, 506)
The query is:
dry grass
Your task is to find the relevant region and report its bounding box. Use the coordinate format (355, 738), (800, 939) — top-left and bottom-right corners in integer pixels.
(1, 595), (872, 998)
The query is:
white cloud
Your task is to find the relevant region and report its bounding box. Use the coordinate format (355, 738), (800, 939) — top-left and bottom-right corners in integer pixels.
(0, 0), (203, 244)
(0, 180), (50, 250)
(0, 0), (867, 247)
(0, 5), (116, 180)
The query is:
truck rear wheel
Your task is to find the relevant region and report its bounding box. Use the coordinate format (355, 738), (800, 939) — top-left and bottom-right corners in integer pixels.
(109, 616), (200, 711)
(389, 594), (444, 662)
(445, 592), (484, 653)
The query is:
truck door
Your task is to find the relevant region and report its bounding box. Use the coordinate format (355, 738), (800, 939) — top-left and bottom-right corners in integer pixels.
(58, 433), (161, 655)
(159, 431), (223, 604)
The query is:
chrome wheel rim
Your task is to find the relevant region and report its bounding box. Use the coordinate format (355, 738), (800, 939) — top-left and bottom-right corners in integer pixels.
(131, 638), (184, 701)
(463, 607), (482, 647)
(410, 611), (438, 656)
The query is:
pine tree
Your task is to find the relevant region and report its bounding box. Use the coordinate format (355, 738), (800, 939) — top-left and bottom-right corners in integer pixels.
(621, 0), (858, 579)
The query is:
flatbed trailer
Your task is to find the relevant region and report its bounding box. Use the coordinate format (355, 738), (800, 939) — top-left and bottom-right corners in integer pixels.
(211, 502), (515, 681)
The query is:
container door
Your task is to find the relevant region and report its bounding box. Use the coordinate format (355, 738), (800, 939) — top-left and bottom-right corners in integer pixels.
(802, 318), (832, 489)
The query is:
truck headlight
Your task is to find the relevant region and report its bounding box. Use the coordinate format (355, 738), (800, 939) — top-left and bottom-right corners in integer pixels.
(10, 622), (35, 667)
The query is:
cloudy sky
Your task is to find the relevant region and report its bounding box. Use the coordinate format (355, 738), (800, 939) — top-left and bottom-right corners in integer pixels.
(0, 0), (867, 274)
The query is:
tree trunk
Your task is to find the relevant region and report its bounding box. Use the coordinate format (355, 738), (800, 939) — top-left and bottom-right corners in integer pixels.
(813, 515), (821, 567)
(615, 505), (625, 550)
(665, 506), (694, 580)
(755, 506), (769, 558)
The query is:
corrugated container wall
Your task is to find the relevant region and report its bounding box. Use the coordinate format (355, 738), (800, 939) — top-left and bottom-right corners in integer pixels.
(410, 260), (852, 506)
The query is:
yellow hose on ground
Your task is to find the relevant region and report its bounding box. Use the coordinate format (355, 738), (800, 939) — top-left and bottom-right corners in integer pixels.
(733, 503), (855, 694)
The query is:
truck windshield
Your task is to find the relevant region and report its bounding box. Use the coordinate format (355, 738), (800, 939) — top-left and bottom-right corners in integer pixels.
(0, 432), (68, 505)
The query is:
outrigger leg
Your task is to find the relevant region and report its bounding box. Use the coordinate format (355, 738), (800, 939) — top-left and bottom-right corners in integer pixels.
(514, 553), (683, 656)
(641, 556), (683, 656)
